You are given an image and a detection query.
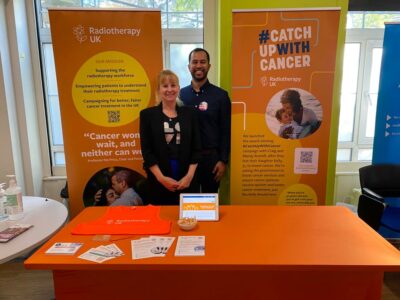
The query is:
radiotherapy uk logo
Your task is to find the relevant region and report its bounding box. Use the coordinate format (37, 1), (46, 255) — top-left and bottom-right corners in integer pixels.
(73, 25), (87, 43)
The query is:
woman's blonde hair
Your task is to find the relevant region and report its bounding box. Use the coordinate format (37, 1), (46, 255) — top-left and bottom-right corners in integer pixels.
(155, 69), (183, 106)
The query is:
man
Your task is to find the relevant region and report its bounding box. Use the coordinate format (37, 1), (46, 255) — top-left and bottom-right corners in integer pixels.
(110, 170), (143, 206)
(180, 48), (231, 193)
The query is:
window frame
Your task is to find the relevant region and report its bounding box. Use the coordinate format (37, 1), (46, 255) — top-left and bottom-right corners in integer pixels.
(358, 39), (382, 145)
(337, 28), (384, 163)
(163, 28), (204, 67)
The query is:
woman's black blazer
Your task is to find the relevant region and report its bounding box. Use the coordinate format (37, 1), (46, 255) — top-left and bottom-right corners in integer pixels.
(139, 104), (202, 180)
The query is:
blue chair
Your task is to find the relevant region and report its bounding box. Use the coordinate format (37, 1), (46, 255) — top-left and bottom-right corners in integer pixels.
(357, 164), (400, 237)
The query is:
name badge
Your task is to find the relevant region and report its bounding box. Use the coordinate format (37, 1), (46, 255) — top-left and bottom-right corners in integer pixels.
(199, 101), (208, 111)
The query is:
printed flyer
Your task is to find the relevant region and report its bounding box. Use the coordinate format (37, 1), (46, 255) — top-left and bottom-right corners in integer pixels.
(231, 9), (340, 205)
(49, 9), (162, 216)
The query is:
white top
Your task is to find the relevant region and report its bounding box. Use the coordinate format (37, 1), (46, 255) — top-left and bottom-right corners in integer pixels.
(300, 107), (318, 126)
(0, 196), (68, 263)
(110, 188), (143, 206)
(278, 121), (304, 139)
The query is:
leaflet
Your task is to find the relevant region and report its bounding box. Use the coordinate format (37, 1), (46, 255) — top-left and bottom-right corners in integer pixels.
(174, 236), (205, 256)
(131, 236), (175, 260)
(0, 224), (33, 243)
(78, 243), (125, 263)
(45, 242), (83, 255)
(104, 243), (124, 256)
(78, 250), (115, 263)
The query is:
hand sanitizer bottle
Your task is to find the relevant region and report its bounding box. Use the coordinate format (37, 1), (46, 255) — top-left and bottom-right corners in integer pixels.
(5, 175), (24, 220)
(0, 183), (7, 221)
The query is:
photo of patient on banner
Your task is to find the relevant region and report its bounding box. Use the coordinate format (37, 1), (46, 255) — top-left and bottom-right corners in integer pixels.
(83, 166), (145, 207)
(265, 88), (322, 139)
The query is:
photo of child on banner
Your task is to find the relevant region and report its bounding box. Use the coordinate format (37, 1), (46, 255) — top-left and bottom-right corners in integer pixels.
(266, 88), (322, 139)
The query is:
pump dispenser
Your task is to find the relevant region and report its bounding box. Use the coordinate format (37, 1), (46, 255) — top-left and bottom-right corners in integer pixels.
(5, 175), (23, 220)
(0, 183), (7, 221)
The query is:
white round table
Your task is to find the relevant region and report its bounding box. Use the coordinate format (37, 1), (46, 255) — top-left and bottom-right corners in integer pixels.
(0, 196), (68, 263)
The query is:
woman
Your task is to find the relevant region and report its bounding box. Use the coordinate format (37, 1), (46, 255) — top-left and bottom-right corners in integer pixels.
(140, 70), (201, 205)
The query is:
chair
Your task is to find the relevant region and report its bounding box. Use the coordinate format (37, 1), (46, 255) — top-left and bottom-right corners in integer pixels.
(357, 164), (400, 236)
(60, 181), (70, 220)
(60, 181), (69, 208)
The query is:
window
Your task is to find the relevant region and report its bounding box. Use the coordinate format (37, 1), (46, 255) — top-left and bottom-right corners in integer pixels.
(337, 38), (382, 162)
(37, 1), (203, 29)
(164, 32), (203, 88)
(337, 11), (400, 162)
(347, 11), (400, 29)
(35, 0), (203, 174)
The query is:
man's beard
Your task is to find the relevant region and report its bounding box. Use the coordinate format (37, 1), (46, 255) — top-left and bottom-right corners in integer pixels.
(191, 69), (208, 82)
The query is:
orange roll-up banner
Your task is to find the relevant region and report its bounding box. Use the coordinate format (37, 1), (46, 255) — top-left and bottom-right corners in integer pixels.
(231, 9), (340, 205)
(49, 9), (162, 217)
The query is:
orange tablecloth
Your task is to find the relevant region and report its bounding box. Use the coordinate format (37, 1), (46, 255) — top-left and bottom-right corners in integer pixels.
(25, 205), (400, 300)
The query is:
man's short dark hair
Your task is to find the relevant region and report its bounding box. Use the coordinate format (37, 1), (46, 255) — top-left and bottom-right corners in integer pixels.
(188, 48), (210, 63)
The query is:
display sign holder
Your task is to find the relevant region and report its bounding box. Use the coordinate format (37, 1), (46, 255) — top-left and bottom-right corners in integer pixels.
(179, 194), (219, 221)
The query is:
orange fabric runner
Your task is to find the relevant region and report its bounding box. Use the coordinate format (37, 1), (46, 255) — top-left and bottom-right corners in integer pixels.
(71, 205), (171, 235)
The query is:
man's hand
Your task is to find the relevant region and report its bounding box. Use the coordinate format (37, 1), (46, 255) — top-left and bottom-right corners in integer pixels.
(213, 161), (226, 182)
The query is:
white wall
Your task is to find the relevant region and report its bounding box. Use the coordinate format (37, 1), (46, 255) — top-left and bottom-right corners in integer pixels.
(0, 0), (24, 188)
(333, 162), (370, 206)
(334, 173), (360, 204)
(42, 178), (67, 202)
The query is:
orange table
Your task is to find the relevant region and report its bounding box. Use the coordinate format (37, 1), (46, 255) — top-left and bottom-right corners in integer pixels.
(25, 206), (400, 300)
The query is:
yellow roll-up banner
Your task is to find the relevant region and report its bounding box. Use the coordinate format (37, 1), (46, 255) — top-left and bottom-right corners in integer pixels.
(49, 9), (162, 216)
(231, 8), (340, 205)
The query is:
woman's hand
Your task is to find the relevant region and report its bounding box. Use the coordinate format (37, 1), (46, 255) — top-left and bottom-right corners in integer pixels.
(177, 174), (193, 190)
(159, 176), (179, 192)
(177, 164), (197, 190)
(93, 189), (102, 205)
(150, 164), (179, 192)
